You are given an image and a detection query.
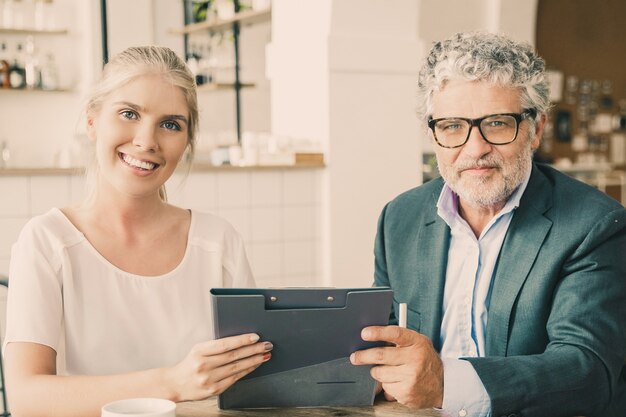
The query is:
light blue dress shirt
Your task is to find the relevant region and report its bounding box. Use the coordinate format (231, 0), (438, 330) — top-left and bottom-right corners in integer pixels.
(435, 168), (531, 417)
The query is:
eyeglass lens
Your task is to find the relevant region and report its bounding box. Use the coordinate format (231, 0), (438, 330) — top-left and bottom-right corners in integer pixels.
(434, 114), (518, 147)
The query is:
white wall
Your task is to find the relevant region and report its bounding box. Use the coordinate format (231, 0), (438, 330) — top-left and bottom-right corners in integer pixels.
(268, 0), (423, 287)
(266, 0), (332, 142)
(106, 0), (156, 56)
(325, 1), (423, 287)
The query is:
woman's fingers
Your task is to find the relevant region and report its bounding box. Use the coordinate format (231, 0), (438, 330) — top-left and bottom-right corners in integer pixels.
(206, 340), (272, 367)
(172, 337), (273, 401)
(192, 333), (261, 356)
(208, 349), (272, 383)
(189, 340), (273, 386)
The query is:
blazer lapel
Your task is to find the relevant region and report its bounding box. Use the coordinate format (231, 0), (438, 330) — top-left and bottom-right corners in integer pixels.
(415, 188), (449, 351)
(485, 166), (554, 356)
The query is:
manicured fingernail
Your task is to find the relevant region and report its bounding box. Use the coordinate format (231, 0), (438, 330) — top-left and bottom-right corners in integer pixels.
(350, 353), (356, 363)
(361, 328), (370, 339)
(250, 334), (260, 342)
(264, 342), (273, 351)
(263, 352), (272, 361)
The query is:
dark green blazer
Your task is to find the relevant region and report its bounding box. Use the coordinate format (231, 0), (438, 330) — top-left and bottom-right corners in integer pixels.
(373, 163), (626, 417)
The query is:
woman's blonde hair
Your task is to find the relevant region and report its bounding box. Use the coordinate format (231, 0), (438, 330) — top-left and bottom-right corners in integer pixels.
(84, 46), (198, 201)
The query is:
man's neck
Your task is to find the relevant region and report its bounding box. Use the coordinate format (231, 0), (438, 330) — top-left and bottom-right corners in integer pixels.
(458, 199), (506, 238)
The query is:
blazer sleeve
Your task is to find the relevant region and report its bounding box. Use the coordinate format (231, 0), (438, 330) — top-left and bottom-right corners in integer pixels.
(466, 207), (626, 417)
(373, 202), (398, 325)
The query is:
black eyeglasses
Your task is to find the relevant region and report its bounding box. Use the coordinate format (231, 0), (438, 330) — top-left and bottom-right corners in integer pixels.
(427, 108), (537, 148)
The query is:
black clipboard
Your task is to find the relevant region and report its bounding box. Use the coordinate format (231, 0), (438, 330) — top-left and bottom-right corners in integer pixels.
(210, 287), (393, 409)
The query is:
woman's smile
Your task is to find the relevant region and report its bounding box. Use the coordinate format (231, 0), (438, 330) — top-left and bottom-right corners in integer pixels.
(118, 152), (160, 172)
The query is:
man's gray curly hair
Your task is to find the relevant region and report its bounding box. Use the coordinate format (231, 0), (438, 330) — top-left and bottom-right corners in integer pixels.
(416, 32), (550, 125)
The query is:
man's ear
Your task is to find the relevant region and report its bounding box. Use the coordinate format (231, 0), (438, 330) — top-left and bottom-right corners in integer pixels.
(530, 112), (547, 151)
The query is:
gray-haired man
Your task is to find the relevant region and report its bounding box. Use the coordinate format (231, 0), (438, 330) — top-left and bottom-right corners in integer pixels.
(351, 32), (626, 417)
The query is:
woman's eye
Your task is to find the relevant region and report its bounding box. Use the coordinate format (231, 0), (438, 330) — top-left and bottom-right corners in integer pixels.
(120, 110), (138, 120)
(162, 121), (181, 131)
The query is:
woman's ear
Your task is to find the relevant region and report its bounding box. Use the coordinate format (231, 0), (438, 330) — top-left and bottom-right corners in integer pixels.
(86, 114), (97, 143)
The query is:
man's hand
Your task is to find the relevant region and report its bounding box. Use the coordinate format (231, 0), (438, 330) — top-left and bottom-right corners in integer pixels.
(350, 326), (444, 409)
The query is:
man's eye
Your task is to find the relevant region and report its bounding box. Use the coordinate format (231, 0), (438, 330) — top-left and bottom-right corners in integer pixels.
(438, 121), (463, 131)
(484, 117), (514, 128)
(162, 121), (181, 131)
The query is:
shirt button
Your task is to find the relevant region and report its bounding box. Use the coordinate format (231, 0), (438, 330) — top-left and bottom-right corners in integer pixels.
(463, 296), (471, 304)
(458, 409), (467, 417)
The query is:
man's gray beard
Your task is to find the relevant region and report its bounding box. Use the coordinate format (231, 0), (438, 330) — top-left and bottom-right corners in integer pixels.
(437, 146), (533, 208)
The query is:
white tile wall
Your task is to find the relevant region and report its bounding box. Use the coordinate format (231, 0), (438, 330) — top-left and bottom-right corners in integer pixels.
(284, 170), (316, 205)
(0, 218), (28, 263)
(217, 171), (251, 208)
(249, 241), (283, 282)
(250, 206), (282, 242)
(168, 172), (218, 211)
(0, 177), (29, 217)
(30, 176), (72, 215)
(283, 206), (315, 240)
(0, 168), (324, 288)
(284, 240), (314, 276)
(251, 171), (282, 206)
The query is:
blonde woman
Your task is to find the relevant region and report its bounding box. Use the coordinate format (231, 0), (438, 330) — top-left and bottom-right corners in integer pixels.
(4, 46), (271, 417)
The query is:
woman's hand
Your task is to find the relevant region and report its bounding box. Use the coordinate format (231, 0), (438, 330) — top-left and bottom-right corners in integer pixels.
(165, 333), (272, 401)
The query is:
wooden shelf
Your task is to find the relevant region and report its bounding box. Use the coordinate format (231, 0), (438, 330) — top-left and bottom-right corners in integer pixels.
(196, 82), (255, 92)
(0, 167), (83, 176)
(190, 161), (325, 171)
(0, 161), (325, 176)
(0, 87), (73, 93)
(170, 8), (271, 35)
(0, 27), (68, 35)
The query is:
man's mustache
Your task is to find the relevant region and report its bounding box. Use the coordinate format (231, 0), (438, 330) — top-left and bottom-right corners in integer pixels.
(454, 156), (502, 171)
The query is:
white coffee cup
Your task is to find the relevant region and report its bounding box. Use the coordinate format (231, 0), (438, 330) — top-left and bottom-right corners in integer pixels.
(101, 398), (176, 417)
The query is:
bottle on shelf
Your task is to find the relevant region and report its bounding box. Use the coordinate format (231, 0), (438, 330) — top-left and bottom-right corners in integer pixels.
(186, 48), (200, 84)
(198, 39), (213, 84)
(0, 41), (10, 88)
(24, 35), (40, 88)
(39, 51), (56, 89)
(187, 42), (209, 86)
(614, 100), (626, 132)
(8, 42), (25, 88)
(0, 140), (10, 168)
